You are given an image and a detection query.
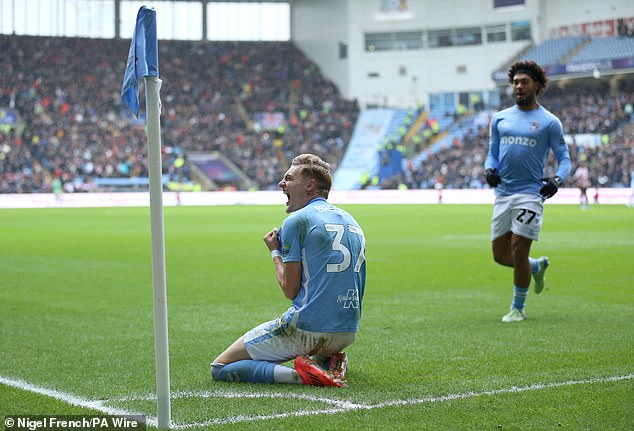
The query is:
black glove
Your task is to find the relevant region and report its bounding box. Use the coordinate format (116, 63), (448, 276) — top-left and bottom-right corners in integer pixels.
(485, 168), (501, 187)
(540, 176), (562, 199)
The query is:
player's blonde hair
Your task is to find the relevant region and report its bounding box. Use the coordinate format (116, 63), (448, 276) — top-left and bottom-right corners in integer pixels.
(291, 154), (332, 199)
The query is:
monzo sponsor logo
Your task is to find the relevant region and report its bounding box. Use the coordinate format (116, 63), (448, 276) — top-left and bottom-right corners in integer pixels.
(500, 136), (537, 147)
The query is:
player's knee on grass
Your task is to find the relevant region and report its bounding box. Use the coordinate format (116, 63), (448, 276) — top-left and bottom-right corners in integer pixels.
(210, 362), (225, 381)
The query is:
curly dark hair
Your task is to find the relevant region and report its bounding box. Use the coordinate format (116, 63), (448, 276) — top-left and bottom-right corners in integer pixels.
(508, 60), (548, 94)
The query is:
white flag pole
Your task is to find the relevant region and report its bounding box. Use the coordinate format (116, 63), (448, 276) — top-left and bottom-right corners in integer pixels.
(144, 75), (171, 429)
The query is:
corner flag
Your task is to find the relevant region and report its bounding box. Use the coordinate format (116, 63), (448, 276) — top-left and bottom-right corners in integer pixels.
(121, 6), (171, 429)
(121, 6), (159, 117)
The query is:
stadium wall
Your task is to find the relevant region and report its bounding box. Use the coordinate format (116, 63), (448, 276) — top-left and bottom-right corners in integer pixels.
(291, 0), (633, 108)
(292, 0), (351, 100)
(544, 0), (633, 33)
(1, 189), (631, 209)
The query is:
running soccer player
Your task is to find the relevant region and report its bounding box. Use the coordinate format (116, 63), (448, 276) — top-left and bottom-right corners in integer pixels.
(210, 154), (366, 386)
(484, 60), (571, 323)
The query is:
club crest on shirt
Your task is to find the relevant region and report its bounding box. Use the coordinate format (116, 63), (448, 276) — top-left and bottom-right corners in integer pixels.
(528, 121), (540, 131)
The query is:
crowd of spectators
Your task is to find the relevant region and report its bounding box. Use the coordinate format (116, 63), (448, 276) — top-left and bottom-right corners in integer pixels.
(401, 77), (634, 191)
(0, 35), (359, 193)
(1, 34), (633, 195)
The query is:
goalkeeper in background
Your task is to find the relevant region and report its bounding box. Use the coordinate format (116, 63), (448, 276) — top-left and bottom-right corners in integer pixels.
(210, 154), (366, 386)
(484, 60), (571, 323)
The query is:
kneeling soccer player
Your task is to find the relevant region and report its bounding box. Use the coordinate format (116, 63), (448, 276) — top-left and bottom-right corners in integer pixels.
(210, 154), (366, 386)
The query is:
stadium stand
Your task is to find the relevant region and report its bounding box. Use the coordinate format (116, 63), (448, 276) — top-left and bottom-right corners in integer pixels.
(518, 35), (589, 67)
(569, 35), (634, 62)
(399, 77), (634, 191)
(0, 35), (358, 193)
(0, 34), (632, 194)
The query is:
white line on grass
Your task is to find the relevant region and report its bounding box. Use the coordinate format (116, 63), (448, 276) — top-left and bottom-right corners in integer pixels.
(114, 388), (360, 407)
(168, 373), (634, 428)
(369, 373), (634, 409)
(2, 373), (632, 428)
(0, 376), (159, 428)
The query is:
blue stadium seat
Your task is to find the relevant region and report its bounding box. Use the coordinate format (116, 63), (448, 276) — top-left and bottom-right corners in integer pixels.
(518, 36), (588, 66)
(569, 36), (634, 62)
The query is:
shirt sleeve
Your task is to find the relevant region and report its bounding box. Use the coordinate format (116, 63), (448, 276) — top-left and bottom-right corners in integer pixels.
(279, 216), (302, 263)
(484, 115), (500, 170)
(549, 118), (571, 182)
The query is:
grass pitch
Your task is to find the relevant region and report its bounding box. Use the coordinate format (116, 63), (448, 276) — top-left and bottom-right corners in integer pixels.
(1, 204), (632, 430)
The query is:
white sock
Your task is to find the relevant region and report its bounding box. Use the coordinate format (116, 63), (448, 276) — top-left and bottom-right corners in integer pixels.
(273, 365), (302, 384)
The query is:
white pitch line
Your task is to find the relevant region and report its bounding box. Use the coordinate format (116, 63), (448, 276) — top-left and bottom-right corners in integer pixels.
(169, 373), (634, 428)
(2, 373), (632, 428)
(371, 373), (634, 409)
(114, 388), (361, 407)
(0, 376), (159, 428)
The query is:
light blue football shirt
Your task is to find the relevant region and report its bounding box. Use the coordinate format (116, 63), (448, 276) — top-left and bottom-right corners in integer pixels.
(279, 197), (366, 333)
(485, 104), (571, 196)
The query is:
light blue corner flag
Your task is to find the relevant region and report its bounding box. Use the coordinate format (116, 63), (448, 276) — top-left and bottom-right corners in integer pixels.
(121, 6), (159, 117)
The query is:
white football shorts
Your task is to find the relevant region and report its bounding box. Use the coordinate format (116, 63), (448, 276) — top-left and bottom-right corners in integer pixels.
(491, 193), (544, 241)
(243, 313), (355, 363)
